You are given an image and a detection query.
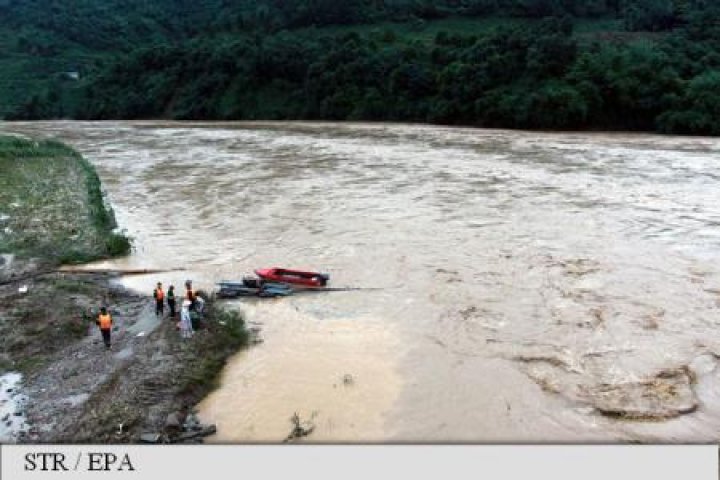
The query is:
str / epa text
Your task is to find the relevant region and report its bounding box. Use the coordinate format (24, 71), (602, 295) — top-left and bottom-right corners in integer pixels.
(24, 452), (135, 472)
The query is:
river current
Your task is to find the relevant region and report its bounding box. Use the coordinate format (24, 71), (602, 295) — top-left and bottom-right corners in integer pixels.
(3, 121), (720, 442)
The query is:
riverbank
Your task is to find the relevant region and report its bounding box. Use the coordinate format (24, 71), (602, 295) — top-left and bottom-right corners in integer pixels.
(17, 289), (252, 443)
(0, 135), (252, 442)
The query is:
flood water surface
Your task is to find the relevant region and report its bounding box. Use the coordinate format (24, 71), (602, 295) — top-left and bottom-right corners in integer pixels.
(3, 121), (720, 442)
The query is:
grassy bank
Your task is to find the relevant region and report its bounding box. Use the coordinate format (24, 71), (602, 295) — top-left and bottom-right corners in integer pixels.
(177, 301), (250, 398)
(0, 135), (133, 374)
(0, 135), (130, 265)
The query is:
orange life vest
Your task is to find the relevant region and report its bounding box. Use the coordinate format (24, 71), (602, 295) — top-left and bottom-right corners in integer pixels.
(98, 313), (112, 329)
(186, 288), (195, 301)
(155, 288), (165, 301)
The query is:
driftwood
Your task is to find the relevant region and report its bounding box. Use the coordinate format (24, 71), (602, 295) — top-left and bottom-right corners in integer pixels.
(284, 412), (316, 442)
(0, 267), (184, 286)
(57, 267), (183, 275)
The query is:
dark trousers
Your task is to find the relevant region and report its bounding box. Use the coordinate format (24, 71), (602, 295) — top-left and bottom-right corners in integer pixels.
(101, 328), (111, 348)
(168, 298), (176, 318)
(156, 299), (164, 316)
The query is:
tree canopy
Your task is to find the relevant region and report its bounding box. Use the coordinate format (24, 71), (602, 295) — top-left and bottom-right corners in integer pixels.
(2, 0), (719, 134)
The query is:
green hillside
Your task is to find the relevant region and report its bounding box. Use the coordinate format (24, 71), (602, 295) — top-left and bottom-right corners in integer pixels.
(1, 1), (719, 134)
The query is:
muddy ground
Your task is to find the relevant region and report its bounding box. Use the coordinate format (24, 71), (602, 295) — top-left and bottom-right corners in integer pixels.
(0, 255), (253, 443)
(0, 260), (253, 443)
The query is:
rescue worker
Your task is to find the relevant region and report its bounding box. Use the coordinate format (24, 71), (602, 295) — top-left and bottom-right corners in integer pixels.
(184, 280), (196, 310)
(153, 282), (165, 317)
(96, 306), (113, 349)
(167, 285), (176, 318)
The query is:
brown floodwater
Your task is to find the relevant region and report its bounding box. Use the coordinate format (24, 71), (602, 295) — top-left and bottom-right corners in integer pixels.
(3, 121), (720, 443)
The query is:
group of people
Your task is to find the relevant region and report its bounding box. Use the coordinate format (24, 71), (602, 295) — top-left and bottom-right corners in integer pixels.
(95, 279), (205, 350)
(153, 280), (204, 339)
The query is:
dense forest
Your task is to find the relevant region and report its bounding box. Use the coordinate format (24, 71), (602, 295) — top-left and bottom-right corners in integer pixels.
(2, 0), (719, 134)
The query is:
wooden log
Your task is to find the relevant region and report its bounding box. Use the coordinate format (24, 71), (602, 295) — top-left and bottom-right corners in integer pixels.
(0, 267), (182, 286)
(57, 267), (183, 276)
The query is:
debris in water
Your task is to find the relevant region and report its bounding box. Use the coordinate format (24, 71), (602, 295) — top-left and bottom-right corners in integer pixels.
(284, 412), (317, 442)
(589, 308), (605, 328)
(640, 309), (664, 330)
(512, 354), (578, 373)
(18, 285), (28, 294)
(580, 367), (697, 419)
(459, 306), (478, 320)
(557, 258), (601, 276)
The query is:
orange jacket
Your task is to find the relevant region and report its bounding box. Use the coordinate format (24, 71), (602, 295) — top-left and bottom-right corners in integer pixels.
(154, 288), (165, 301)
(98, 313), (112, 330)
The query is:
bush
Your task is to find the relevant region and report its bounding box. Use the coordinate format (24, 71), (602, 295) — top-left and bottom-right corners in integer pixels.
(178, 303), (250, 396)
(106, 232), (132, 256)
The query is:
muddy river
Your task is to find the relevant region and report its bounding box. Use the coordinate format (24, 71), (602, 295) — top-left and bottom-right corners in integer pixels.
(3, 121), (720, 443)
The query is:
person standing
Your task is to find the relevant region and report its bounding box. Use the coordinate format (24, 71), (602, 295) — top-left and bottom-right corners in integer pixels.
(194, 294), (205, 314)
(185, 280), (196, 311)
(96, 306), (113, 349)
(153, 282), (165, 317)
(167, 285), (176, 318)
(180, 299), (194, 339)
